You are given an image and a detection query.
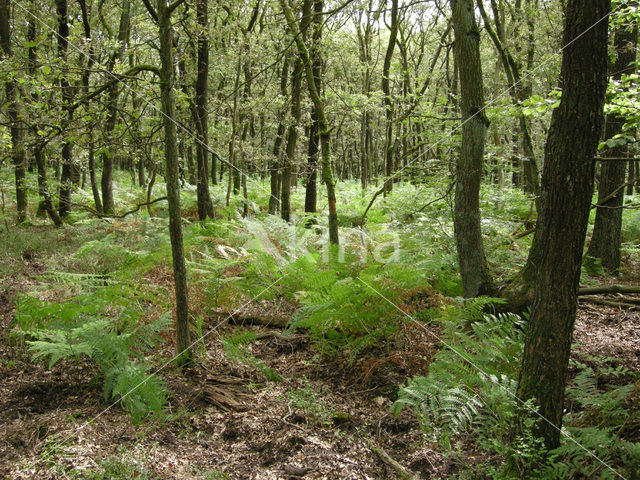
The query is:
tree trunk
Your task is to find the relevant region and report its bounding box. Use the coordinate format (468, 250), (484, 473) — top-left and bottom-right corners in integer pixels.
(382, 0), (399, 195)
(100, 0), (131, 216)
(55, 0), (74, 217)
(587, 24), (637, 272)
(304, 0), (324, 214)
(280, 0), (338, 244)
(269, 58), (289, 215)
(281, 53), (303, 222)
(150, 0), (192, 365)
(26, 7), (62, 227)
(194, 0), (214, 220)
(0, 0), (28, 223)
(477, 0), (540, 200)
(450, 0), (493, 297)
(516, 0), (609, 450)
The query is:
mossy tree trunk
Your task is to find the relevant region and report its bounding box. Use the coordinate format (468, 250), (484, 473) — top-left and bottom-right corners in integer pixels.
(145, 0), (192, 365)
(100, 0), (131, 216)
(1, 0), (28, 223)
(55, 0), (75, 217)
(280, 0), (338, 244)
(516, 0), (610, 449)
(194, 0), (214, 220)
(450, 0), (493, 297)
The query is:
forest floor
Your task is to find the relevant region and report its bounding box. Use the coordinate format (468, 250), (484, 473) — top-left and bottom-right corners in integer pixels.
(1, 222), (639, 480)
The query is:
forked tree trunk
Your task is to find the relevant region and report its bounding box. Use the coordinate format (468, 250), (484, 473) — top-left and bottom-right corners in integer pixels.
(450, 0), (493, 297)
(517, 0), (610, 450)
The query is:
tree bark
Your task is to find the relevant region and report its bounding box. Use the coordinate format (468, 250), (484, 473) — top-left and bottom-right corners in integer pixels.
(100, 0), (130, 216)
(55, 0), (75, 217)
(149, 0), (192, 365)
(587, 23), (637, 272)
(477, 0), (540, 200)
(304, 0), (324, 214)
(382, 0), (399, 194)
(516, 0), (610, 449)
(269, 58), (289, 215)
(450, 0), (493, 297)
(194, 0), (214, 220)
(26, 5), (62, 227)
(0, 0), (28, 223)
(280, 0), (338, 244)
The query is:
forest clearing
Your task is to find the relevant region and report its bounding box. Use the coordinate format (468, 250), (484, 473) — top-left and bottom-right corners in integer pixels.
(1, 0), (640, 478)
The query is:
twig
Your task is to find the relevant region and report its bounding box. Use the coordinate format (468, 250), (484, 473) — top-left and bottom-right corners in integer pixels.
(367, 438), (421, 480)
(361, 185), (387, 222)
(409, 180), (455, 216)
(71, 197), (168, 219)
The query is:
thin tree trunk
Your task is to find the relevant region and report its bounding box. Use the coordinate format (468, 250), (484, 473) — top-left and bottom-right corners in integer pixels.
(304, 0), (323, 214)
(55, 0), (74, 217)
(588, 24), (638, 272)
(280, 0), (338, 244)
(194, 0), (214, 220)
(382, 0), (399, 194)
(1, 0), (27, 223)
(148, 0), (192, 365)
(25, 6), (62, 227)
(450, 0), (493, 297)
(101, 0), (131, 215)
(269, 58), (289, 215)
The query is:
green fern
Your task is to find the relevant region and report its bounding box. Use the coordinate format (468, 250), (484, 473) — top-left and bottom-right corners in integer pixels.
(393, 307), (530, 473)
(23, 314), (170, 423)
(221, 329), (283, 382)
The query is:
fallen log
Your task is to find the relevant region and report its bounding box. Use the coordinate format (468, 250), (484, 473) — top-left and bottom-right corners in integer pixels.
(578, 285), (640, 296)
(200, 375), (253, 412)
(579, 296), (640, 310)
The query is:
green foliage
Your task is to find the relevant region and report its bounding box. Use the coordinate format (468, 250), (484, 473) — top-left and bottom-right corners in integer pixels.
(287, 382), (333, 425)
(393, 306), (524, 436)
(539, 362), (640, 480)
(393, 305), (547, 477)
(221, 329), (283, 382)
(286, 257), (428, 360)
(24, 313), (170, 423)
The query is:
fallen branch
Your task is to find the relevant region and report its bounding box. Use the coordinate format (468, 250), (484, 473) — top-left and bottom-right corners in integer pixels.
(111, 196), (167, 218)
(71, 197), (168, 219)
(579, 296), (640, 310)
(367, 439), (420, 480)
(510, 226), (535, 239)
(611, 295), (640, 305)
(213, 310), (291, 328)
(361, 185), (387, 222)
(409, 180), (455, 217)
(578, 285), (640, 295)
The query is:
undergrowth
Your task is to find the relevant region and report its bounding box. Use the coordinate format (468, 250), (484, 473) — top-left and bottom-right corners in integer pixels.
(393, 298), (640, 479)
